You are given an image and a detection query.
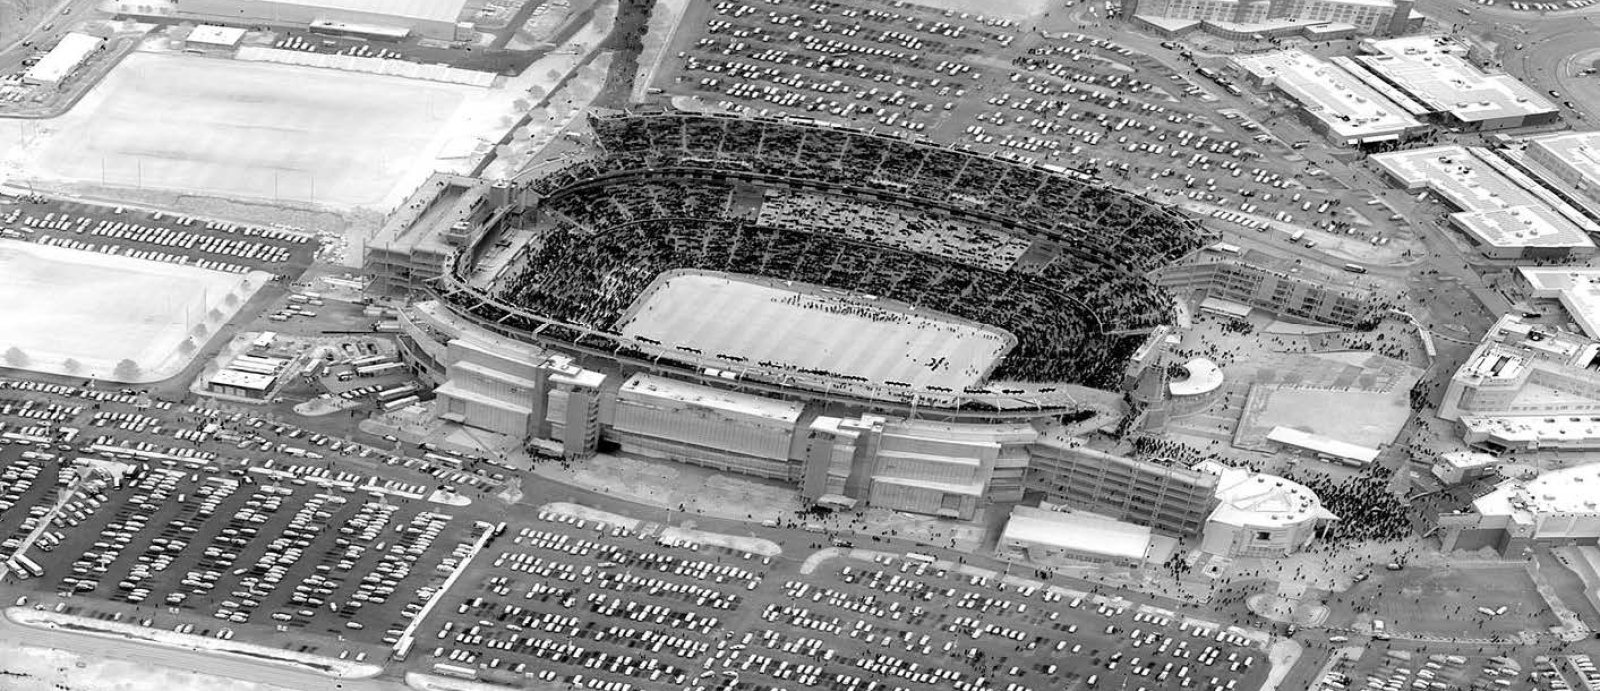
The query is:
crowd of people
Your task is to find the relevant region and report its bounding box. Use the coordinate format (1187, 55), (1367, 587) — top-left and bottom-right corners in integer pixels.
(478, 112), (1207, 390)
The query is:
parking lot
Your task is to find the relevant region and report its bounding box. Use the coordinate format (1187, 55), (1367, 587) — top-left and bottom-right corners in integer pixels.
(652, 0), (1386, 250)
(0, 376), (526, 651)
(416, 507), (1271, 691)
(0, 196), (317, 276)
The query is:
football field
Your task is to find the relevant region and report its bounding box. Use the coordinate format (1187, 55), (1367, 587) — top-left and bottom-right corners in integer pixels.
(618, 270), (1014, 390)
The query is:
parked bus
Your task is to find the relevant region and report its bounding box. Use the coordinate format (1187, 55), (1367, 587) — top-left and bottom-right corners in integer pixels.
(1342, 263), (1368, 274)
(349, 355), (390, 368)
(14, 553), (43, 578)
(381, 395), (420, 412)
(377, 384), (419, 401)
(357, 362), (406, 377)
(905, 553), (936, 564)
(423, 452), (465, 468)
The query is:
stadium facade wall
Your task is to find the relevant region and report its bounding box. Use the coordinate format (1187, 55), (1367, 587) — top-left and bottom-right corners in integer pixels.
(1024, 440), (1220, 538)
(1153, 258), (1371, 327)
(173, 0), (463, 40)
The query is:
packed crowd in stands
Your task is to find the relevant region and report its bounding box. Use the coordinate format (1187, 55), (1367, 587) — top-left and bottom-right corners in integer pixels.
(755, 192), (1031, 272)
(458, 111), (1203, 390)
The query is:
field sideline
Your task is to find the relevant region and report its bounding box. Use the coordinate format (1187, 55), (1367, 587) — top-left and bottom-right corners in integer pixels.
(618, 270), (1015, 390)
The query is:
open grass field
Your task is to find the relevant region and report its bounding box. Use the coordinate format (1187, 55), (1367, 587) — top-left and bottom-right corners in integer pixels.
(0, 239), (261, 383)
(618, 270), (1014, 390)
(15, 52), (479, 209)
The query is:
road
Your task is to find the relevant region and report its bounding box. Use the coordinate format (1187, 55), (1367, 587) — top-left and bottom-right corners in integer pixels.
(0, 609), (403, 691)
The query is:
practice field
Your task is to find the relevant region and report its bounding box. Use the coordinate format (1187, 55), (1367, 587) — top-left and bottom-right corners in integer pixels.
(15, 52), (479, 209)
(0, 239), (263, 383)
(618, 270), (1014, 390)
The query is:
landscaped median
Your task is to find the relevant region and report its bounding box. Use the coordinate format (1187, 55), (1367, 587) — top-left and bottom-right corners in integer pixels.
(5, 606), (384, 679)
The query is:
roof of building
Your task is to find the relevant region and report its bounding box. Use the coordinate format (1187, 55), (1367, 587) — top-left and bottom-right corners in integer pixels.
(368, 172), (488, 259)
(544, 356), (606, 389)
(1439, 451), (1500, 470)
(1266, 426), (1381, 464)
(1373, 146), (1597, 235)
(24, 32), (103, 84)
(1528, 131), (1600, 193)
(1195, 460), (1339, 529)
(1169, 358), (1223, 397)
(208, 369), (276, 391)
(1354, 36), (1557, 123)
(188, 24), (246, 46)
(620, 373), (804, 423)
(1474, 462), (1600, 519)
(1460, 414), (1600, 445)
(1001, 506), (1154, 562)
(1518, 267), (1600, 340)
(251, 0), (468, 24)
(870, 475), (987, 497)
(1233, 50), (1422, 141)
(1451, 204), (1596, 250)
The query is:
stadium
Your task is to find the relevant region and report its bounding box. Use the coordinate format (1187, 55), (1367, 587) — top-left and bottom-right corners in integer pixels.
(429, 109), (1205, 415)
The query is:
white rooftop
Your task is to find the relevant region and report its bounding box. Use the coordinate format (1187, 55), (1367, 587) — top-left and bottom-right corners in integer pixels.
(24, 32), (103, 85)
(1519, 267), (1600, 340)
(1169, 358), (1224, 397)
(1451, 205), (1596, 251)
(251, 0), (468, 24)
(188, 24), (246, 46)
(208, 369), (275, 391)
(1233, 50), (1422, 141)
(1195, 460), (1339, 529)
(1001, 507), (1154, 562)
(1355, 36), (1557, 123)
(1474, 462), (1600, 518)
(1373, 146), (1597, 237)
(1266, 426), (1381, 464)
(620, 373), (804, 424)
(1460, 414), (1600, 445)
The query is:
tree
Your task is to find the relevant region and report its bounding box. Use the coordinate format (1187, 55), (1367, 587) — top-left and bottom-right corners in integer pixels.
(223, 292), (240, 307)
(113, 359), (141, 382)
(62, 358), (81, 374)
(3, 347), (26, 367)
(178, 338), (197, 355)
(191, 323), (209, 339)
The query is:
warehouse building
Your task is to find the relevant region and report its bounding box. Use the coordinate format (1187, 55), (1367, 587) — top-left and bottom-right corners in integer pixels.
(1372, 146), (1596, 259)
(1349, 36), (1560, 131)
(1522, 131), (1600, 217)
(174, 0), (472, 41)
(1123, 0), (1418, 38)
(23, 32), (104, 87)
(1233, 50), (1427, 146)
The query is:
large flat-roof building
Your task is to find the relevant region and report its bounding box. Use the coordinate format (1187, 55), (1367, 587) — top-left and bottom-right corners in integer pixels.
(1438, 462), (1600, 556)
(1439, 314), (1600, 452)
(1523, 131), (1600, 216)
(1233, 50), (1427, 146)
(1350, 36), (1560, 131)
(1372, 146), (1596, 259)
(175, 0), (471, 40)
(1517, 267), (1600, 341)
(610, 374), (806, 480)
(1123, 0), (1417, 38)
(23, 32), (104, 87)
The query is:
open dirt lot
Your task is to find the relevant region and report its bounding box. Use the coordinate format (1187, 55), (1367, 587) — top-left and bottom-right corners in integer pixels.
(4, 52), (481, 210)
(618, 270), (1013, 390)
(0, 238), (262, 383)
